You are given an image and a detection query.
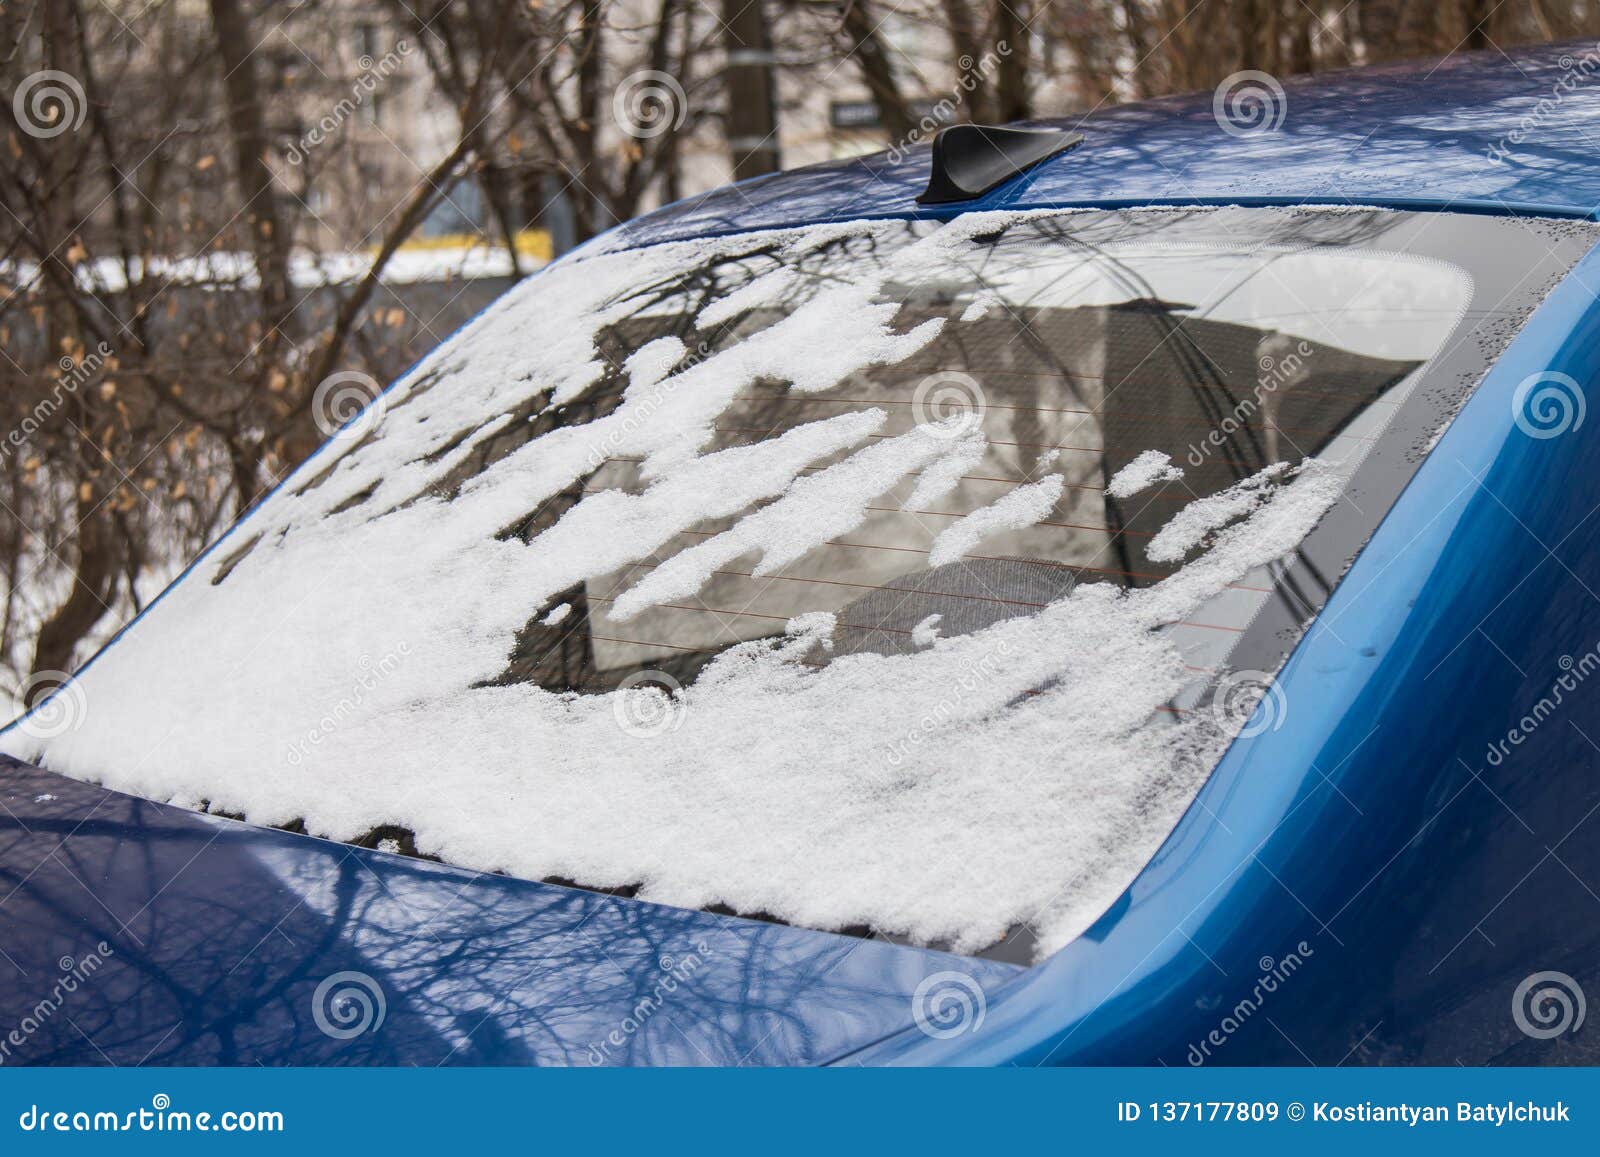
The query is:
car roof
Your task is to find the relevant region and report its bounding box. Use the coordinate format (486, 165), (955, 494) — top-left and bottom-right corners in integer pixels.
(606, 40), (1600, 252)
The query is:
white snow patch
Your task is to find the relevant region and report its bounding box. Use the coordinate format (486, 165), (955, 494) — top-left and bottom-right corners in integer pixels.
(698, 265), (803, 328)
(904, 433), (986, 509)
(1107, 450), (1185, 498)
(530, 410), (889, 620)
(1147, 462), (1293, 563)
(927, 475), (1066, 567)
(960, 291), (1001, 322)
(611, 423), (957, 619)
(541, 603), (572, 626)
(911, 614), (943, 647)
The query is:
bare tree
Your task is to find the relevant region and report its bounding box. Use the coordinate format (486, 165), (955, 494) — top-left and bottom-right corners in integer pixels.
(0, 0), (526, 699)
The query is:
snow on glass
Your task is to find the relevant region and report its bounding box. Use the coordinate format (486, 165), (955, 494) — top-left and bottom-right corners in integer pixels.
(2, 208), (1460, 959)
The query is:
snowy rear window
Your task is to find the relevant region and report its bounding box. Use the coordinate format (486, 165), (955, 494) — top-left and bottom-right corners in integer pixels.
(7, 206), (1595, 962)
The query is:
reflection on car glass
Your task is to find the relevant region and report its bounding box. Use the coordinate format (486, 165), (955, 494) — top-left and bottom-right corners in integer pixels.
(485, 228), (1437, 696)
(11, 206), (1595, 962)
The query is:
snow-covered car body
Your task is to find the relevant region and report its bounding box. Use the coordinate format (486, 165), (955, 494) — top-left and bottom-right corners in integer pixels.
(6, 42), (1600, 1065)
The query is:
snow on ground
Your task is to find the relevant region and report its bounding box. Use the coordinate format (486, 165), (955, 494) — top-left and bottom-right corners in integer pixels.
(2, 210), (1356, 958)
(0, 243), (538, 295)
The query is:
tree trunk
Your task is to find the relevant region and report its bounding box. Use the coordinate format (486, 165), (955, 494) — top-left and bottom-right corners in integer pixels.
(942, 0), (994, 118)
(31, 492), (119, 683)
(26, 1), (120, 684)
(722, 0), (781, 179)
(842, 0), (919, 142)
(572, 0), (606, 240)
(993, 0), (1032, 122)
(208, 0), (295, 343)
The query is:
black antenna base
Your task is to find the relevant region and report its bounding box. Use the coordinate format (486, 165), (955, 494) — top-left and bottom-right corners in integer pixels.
(916, 124), (1084, 206)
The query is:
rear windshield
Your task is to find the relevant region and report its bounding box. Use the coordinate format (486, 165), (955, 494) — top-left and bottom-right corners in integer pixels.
(7, 206), (1596, 961)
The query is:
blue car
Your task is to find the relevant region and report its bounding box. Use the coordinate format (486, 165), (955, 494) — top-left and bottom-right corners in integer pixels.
(5, 41), (1600, 1067)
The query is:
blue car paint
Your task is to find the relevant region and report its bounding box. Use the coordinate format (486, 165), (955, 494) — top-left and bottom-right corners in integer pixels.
(6, 40), (1600, 1066)
(606, 42), (1600, 251)
(847, 230), (1600, 1065)
(0, 759), (1018, 1065)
